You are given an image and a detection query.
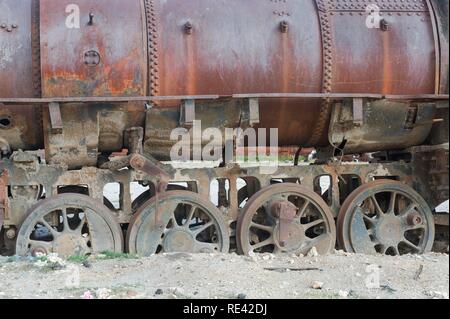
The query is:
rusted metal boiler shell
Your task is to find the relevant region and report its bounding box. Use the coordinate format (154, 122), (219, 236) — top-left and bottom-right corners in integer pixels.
(0, 0), (448, 161)
(0, 0), (42, 151)
(147, 0), (444, 152)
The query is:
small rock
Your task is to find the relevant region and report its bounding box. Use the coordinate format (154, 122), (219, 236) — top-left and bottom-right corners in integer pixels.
(155, 289), (164, 295)
(262, 255), (271, 261)
(82, 260), (92, 268)
(307, 247), (319, 257)
(170, 287), (184, 296)
(338, 290), (349, 298)
(334, 249), (345, 255)
(237, 293), (247, 299)
(311, 281), (324, 290)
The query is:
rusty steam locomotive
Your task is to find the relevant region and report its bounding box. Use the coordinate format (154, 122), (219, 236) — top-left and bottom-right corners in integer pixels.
(0, 0), (448, 258)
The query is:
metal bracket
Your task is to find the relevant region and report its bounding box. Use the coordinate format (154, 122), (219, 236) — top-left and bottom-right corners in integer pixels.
(48, 102), (63, 134)
(0, 170), (9, 228)
(352, 98), (364, 126)
(126, 127), (144, 155)
(180, 99), (196, 128)
(249, 98), (260, 126)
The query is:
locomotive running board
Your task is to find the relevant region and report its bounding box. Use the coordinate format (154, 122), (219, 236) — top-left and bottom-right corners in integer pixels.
(0, 93), (448, 104)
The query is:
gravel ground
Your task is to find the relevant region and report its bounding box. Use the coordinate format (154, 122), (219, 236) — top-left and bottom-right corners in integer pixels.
(0, 251), (448, 300)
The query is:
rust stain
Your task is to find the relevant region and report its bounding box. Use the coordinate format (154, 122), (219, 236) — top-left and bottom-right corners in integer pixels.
(382, 33), (393, 95)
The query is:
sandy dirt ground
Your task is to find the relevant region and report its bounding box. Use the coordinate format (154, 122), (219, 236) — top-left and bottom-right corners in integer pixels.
(0, 251), (448, 300)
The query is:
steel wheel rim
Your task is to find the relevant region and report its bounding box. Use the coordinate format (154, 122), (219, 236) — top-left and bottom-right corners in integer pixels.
(16, 194), (123, 257)
(127, 191), (229, 256)
(337, 180), (435, 255)
(237, 183), (336, 256)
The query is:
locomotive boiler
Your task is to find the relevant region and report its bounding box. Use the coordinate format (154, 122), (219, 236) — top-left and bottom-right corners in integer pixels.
(0, 0), (448, 258)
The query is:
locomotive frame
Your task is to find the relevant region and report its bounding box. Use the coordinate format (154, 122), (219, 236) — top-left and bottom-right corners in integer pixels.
(0, 94), (449, 257)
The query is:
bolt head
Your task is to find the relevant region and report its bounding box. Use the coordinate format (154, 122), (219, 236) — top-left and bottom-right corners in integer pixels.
(407, 213), (423, 226)
(5, 228), (16, 239)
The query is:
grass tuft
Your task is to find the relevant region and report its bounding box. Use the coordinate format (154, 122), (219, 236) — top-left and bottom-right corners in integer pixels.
(96, 251), (139, 260)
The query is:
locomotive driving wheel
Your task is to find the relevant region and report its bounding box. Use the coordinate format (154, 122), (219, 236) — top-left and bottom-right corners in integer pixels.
(126, 191), (229, 256)
(337, 180), (435, 255)
(16, 194), (123, 257)
(237, 184), (336, 256)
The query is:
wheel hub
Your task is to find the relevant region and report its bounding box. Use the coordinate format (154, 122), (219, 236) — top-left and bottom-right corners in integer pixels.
(163, 228), (196, 253)
(53, 233), (88, 257)
(273, 222), (305, 252)
(374, 215), (403, 246)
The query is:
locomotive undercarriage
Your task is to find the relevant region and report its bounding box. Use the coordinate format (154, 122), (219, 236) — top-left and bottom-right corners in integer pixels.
(0, 95), (448, 258)
(0, 139), (447, 258)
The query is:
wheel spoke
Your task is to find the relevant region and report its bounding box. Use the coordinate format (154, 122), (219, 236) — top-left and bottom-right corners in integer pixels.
(250, 222), (274, 234)
(379, 245), (389, 255)
(370, 196), (384, 216)
(193, 221), (214, 236)
(166, 212), (178, 228)
(75, 214), (87, 234)
(39, 218), (60, 238)
(402, 238), (421, 252)
(369, 234), (381, 245)
(297, 199), (310, 220)
(273, 246), (281, 254)
(398, 203), (417, 217)
(62, 208), (70, 232)
(362, 214), (377, 226)
(83, 237), (94, 253)
(392, 246), (400, 256)
(301, 233), (331, 254)
(303, 219), (324, 231)
(404, 223), (426, 231)
(387, 192), (397, 215)
(251, 236), (274, 251)
(184, 206), (197, 228)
